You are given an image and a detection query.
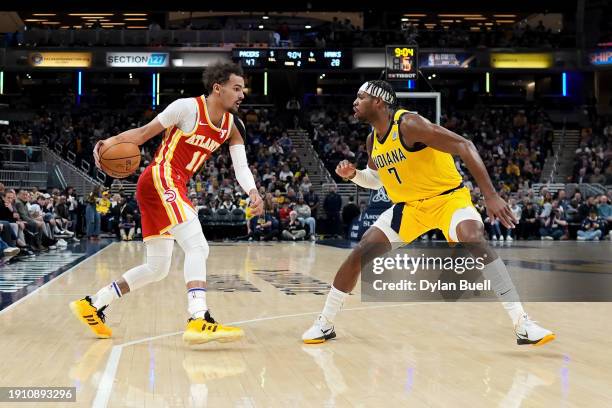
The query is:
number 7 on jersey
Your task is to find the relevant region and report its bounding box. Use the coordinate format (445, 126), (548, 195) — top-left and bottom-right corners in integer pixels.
(388, 167), (402, 184)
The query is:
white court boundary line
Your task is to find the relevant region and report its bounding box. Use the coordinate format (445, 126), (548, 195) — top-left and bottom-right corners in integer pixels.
(0, 242), (117, 316)
(93, 302), (430, 408)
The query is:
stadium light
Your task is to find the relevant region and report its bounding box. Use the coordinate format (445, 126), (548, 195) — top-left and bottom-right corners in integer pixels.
(562, 72), (567, 96)
(152, 73), (157, 109)
(264, 71), (268, 96)
(156, 73), (160, 106)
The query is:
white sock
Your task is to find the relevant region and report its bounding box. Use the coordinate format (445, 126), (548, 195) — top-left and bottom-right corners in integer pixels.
(92, 281), (122, 309)
(321, 285), (348, 323)
(481, 257), (525, 324)
(187, 288), (208, 319)
(502, 302), (525, 325)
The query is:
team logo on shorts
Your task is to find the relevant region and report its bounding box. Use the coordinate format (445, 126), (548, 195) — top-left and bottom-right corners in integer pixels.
(163, 189), (177, 203)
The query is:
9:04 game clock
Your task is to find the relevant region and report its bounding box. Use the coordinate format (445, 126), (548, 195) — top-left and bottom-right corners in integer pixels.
(385, 45), (418, 80)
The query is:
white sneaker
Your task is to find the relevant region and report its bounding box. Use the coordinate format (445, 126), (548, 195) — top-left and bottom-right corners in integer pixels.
(3, 247), (20, 261)
(57, 239), (68, 248)
(506, 236), (513, 242)
(492, 236), (498, 241)
(500, 236), (505, 241)
(54, 230), (73, 238)
(577, 236), (586, 241)
(514, 313), (555, 346)
(48, 245), (57, 250)
(302, 315), (336, 344)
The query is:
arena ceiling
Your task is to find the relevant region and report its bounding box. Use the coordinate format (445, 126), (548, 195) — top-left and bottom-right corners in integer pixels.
(6, 0), (576, 13)
(4, 0), (577, 32)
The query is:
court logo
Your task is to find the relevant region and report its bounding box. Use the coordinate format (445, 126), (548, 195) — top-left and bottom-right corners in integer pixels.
(163, 189), (177, 203)
(372, 188), (390, 203)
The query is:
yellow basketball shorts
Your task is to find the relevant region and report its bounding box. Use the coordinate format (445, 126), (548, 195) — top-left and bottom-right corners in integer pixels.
(372, 187), (482, 243)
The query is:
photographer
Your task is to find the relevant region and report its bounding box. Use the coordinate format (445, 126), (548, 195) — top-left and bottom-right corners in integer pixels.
(539, 205), (568, 240)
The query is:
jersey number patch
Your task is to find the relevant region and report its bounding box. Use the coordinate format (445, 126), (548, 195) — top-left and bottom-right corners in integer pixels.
(388, 167), (402, 184)
(186, 151), (208, 173)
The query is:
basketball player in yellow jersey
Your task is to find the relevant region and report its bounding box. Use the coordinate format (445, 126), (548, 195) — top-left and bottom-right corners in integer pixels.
(303, 80), (555, 346)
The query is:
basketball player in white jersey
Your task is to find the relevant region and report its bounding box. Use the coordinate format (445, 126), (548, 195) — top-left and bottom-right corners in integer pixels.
(70, 62), (263, 345)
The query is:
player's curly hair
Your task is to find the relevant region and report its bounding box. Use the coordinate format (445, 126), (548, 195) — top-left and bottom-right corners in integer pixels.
(202, 61), (244, 94)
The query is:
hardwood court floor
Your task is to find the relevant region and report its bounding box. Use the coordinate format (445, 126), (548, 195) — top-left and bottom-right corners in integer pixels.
(0, 240), (611, 407)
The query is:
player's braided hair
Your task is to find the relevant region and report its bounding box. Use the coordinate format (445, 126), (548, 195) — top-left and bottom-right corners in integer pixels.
(363, 80), (397, 108)
(202, 61), (244, 94)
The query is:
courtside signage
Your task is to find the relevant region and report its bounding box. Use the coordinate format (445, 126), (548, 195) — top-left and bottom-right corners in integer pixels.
(490, 53), (553, 69)
(106, 52), (169, 67)
(29, 52), (92, 68)
(589, 49), (612, 66)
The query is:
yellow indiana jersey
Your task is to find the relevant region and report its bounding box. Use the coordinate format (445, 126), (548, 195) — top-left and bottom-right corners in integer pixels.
(372, 109), (462, 203)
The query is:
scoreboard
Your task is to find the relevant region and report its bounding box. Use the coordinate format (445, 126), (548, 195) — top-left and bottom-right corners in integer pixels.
(385, 45), (418, 80)
(232, 48), (350, 70)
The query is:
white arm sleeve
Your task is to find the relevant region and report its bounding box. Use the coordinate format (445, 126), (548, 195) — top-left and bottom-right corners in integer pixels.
(351, 167), (383, 190)
(229, 144), (257, 194)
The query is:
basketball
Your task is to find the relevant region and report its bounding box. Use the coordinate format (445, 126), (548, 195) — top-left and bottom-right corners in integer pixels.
(99, 141), (141, 179)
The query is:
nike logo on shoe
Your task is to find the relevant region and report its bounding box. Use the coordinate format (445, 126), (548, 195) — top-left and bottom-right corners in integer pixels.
(516, 330), (528, 339)
(322, 328), (333, 335)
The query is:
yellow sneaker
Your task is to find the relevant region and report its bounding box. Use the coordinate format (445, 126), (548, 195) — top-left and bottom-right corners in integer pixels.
(69, 296), (112, 339)
(182, 311), (244, 345)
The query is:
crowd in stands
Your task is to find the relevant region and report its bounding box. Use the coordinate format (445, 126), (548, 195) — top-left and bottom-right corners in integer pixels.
(0, 101), (359, 261)
(3, 15), (576, 49)
(2, 92), (611, 256)
(571, 117), (612, 185)
(308, 18), (572, 49)
(305, 99), (612, 241)
(472, 186), (612, 241)
(0, 183), (77, 261)
(308, 102), (552, 191)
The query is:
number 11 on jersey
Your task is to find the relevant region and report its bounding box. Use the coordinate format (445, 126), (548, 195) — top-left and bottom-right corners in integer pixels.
(186, 151), (208, 173)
